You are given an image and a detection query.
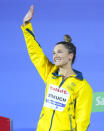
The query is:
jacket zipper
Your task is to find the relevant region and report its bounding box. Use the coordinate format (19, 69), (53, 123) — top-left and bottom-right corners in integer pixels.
(49, 110), (55, 131)
(49, 78), (65, 131)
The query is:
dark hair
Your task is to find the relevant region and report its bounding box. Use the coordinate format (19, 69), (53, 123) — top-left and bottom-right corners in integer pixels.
(56, 35), (76, 64)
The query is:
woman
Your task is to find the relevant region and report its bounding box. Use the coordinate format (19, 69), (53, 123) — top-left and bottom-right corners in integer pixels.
(21, 5), (93, 131)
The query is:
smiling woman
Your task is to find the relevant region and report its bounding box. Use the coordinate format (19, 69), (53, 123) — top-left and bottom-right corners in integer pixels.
(53, 35), (76, 79)
(21, 5), (93, 131)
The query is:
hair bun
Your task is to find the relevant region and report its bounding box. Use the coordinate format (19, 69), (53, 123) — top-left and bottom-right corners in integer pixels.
(64, 35), (72, 43)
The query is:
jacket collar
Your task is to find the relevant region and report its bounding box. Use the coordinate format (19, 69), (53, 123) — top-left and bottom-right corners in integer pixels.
(52, 69), (83, 81)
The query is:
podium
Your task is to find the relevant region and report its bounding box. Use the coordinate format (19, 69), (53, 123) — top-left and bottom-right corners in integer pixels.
(0, 116), (11, 131)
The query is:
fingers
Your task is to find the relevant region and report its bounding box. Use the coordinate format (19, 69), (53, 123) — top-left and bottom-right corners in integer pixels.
(23, 5), (34, 25)
(30, 5), (34, 16)
(30, 5), (34, 10)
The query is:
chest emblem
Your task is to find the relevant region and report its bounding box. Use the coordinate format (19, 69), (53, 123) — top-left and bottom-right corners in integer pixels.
(44, 84), (70, 111)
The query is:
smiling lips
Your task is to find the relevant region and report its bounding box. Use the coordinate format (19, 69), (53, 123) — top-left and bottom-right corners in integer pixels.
(54, 57), (61, 62)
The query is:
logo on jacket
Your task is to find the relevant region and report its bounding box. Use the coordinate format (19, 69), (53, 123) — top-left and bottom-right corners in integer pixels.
(44, 84), (70, 111)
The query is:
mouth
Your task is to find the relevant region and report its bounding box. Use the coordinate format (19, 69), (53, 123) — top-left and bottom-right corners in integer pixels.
(54, 57), (61, 62)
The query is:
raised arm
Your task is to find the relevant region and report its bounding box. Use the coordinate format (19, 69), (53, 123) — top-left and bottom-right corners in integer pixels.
(21, 5), (54, 83)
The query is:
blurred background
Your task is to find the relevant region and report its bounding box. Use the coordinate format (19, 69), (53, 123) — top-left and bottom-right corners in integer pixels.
(0, 0), (104, 130)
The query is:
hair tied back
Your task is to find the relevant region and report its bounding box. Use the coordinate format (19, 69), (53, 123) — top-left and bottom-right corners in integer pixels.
(64, 34), (72, 43)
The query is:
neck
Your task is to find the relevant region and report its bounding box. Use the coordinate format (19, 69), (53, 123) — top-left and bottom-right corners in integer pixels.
(59, 63), (75, 78)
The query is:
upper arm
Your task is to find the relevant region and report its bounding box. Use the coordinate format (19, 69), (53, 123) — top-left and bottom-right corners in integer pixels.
(75, 82), (93, 131)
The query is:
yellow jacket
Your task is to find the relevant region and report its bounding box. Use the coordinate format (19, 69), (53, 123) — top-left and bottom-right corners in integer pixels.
(21, 23), (93, 131)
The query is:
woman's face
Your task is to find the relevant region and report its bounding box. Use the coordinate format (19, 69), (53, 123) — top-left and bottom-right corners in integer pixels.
(53, 44), (73, 66)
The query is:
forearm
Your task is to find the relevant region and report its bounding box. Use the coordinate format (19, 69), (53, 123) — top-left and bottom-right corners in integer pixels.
(76, 121), (90, 131)
(21, 22), (54, 83)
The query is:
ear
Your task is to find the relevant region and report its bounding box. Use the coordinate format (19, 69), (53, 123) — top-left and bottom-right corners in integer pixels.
(68, 53), (74, 61)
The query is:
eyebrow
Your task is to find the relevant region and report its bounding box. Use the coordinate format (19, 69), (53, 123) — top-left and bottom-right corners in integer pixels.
(57, 49), (63, 52)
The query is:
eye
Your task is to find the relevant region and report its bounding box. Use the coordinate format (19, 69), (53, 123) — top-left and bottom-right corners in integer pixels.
(52, 51), (55, 55)
(57, 50), (63, 53)
(52, 50), (63, 55)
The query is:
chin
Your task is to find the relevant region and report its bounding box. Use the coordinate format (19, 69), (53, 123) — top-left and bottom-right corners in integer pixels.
(54, 62), (63, 67)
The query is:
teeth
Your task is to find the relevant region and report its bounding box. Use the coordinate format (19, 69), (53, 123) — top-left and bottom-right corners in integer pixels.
(55, 58), (61, 62)
(56, 60), (60, 62)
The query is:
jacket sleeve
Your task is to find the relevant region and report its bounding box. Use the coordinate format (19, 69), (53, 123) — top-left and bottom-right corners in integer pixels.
(75, 81), (93, 131)
(21, 22), (54, 83)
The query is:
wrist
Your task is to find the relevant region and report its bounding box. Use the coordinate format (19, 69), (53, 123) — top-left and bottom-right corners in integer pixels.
(23, 21), (30, 26)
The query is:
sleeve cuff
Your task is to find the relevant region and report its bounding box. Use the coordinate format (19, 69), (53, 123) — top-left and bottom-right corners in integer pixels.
(21, 22), (33, 32)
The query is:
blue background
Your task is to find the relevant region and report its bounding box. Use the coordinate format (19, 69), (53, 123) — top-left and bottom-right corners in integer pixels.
(0, 0), (104, 130)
